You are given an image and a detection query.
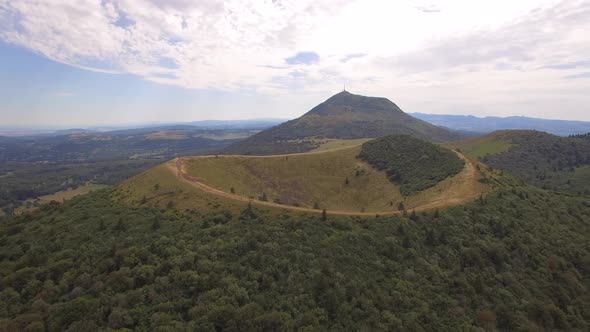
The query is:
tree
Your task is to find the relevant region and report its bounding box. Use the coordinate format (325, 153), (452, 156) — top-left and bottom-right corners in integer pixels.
(433, 209), (440, 218)
(344, 177), (349, 185)
(152, 217), (161, 230)
(409, 210), (418, 221)
(321, 209), (327, 221)
(402, 235), (412, 248)
(230, 187), (235, 194)
(114, 218), (126, 232)
(154, 183), (160, 191)
(398, 201), (405, 212)
(260, 192), (268, 201)
(397, 224), (405, 236)
(313, 202), (320, 210)
(240, 201), (257, 220)
(425, 229), (437, 246)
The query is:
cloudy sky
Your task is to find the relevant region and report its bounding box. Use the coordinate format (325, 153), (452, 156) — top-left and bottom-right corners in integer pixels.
(1, 0), (589, 127)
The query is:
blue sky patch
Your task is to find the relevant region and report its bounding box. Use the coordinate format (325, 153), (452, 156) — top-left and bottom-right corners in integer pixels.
(114, 11), (135, 29)
(286, 52), (319, 65)
(158, 57), (179, 69)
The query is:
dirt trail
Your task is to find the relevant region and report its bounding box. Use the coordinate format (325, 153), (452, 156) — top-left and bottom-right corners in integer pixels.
(168, 149), (485, 216)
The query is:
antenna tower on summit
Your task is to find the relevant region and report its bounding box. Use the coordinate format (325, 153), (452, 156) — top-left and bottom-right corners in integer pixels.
(343, 83), (346, 92)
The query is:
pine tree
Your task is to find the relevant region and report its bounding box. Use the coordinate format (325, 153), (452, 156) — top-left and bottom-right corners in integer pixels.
(345, 177), (349, 185)
(397, 224), (405, 236)
(321, 209), (327, 221)
(402, 235), (412, 248)
(313, 202), (320, 210)
(425, 229), (438, 246)
(239, 201), (257, 220)
(409, 209), (418, 221)
(433, 209), (440, 218)
(230, 187), (235, 194)
(114, 217), (126, 232)
(151, 217), (161, 230)
(398, 201), (405, 211)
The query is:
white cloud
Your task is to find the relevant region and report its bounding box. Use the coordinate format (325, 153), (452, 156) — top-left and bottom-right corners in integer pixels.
(1, 0), (590, 120)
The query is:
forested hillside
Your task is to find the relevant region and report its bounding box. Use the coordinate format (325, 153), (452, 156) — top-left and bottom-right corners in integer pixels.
(359, 135), (465, 195)
(474, 131), (590, 194)
(1, 186), (589, 331)
(448, 130), (590, 195)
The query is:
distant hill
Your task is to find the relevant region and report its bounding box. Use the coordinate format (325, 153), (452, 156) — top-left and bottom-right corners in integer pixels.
(447, 130), (590, 194)
(412, 113), (590, 136)
(187, 119), (287, 129)
(0, 119), (285, 137)
(224, 91), (463, 155)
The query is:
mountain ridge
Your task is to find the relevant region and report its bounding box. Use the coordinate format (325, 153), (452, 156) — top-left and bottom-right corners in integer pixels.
(412, 113), (590, 136)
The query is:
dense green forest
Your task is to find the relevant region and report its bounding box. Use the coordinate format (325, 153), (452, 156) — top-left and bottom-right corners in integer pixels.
(1, 185), (589, 331)
(479, 131), (590, 195)
(359, 135), (465, 195)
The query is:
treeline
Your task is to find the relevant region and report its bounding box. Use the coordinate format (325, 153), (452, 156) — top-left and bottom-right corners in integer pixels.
(1, 186), (589, 331)
(481, 131), (590, 195)
(569, 132), (590, 140)
(358, 135), (464, 195)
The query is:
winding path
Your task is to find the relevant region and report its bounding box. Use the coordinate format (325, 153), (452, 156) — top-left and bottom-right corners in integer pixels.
(169, 149), (484, 216)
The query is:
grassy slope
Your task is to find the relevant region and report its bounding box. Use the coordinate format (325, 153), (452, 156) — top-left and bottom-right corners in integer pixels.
(184, 146), (403, 212)
(310, 138), (371, 152)
(39, 183), (108, 203)
(15, 183), (108, 214)
(445, 135), (512, 159)
(126, 142), (494, 215)
(116, 162), (250, 216)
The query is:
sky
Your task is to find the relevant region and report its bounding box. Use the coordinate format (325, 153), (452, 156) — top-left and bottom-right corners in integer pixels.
(0, 0), (589, 127)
